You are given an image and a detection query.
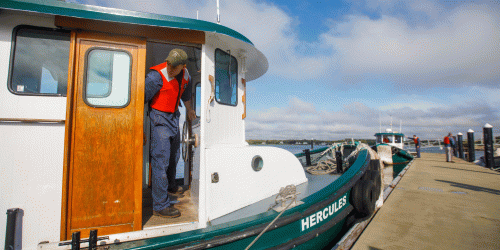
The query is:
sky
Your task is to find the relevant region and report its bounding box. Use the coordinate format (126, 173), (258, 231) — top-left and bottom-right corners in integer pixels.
(69, 0), (500, 141)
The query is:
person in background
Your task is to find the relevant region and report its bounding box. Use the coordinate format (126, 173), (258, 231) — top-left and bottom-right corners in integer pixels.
(409, 135), (421, 158)
(383, 136), (390, 143)
(444, 133), (454, 162)
(450, 135), (457, 157)
(144, 49), (196, 218)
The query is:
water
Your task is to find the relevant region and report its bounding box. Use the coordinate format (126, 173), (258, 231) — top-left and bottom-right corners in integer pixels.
(176, 144), (485, 178)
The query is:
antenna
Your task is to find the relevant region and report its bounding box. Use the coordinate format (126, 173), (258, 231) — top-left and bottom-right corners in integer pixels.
(390, 115), (393, 131)
(197, 10), (199, 20)
(399, 120), (402, 134)
(217, 0), (220, 24)
(379, 113), (381, 133)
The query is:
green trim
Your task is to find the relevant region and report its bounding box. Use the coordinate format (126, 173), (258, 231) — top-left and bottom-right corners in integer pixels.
(118, 148), (369, 249)
(375, 132), (404, 137)
(0, 0), (253, 45)
(295, 146), (329, 157)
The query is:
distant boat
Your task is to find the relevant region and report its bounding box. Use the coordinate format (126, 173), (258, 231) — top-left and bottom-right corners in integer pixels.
(373, 129), (413, 177)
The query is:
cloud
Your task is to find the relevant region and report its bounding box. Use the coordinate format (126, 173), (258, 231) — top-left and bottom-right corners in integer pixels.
(323, 4), (500, 87)
(247, 96), (499, 140)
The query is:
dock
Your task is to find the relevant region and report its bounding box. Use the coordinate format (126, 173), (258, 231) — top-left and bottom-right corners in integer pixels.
(351, 153), (500, 249)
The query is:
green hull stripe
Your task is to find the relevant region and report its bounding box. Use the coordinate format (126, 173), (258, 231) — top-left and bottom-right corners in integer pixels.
(0, 0), (253, 45)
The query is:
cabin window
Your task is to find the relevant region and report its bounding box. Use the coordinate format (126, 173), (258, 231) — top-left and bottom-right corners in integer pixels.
(9, 26), (70, 96)
(195, 82), (201, 117)
(84, 49), (131, 107)
(395, 136), (402, 143)
(215, 49), (238, 106)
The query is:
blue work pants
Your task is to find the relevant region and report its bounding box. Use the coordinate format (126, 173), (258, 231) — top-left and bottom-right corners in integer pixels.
(150, 109), (180, 211)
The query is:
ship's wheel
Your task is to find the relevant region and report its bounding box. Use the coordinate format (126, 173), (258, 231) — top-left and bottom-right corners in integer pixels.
(181, 120), (199, 162)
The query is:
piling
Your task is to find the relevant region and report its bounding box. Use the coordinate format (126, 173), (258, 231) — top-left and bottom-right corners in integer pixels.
(457, 133), (464, 159)
(71, 231), (80, 250)
(336, 151), (343, 173)
(5, 208), (19, 250)
(304, 149), (311, 166)
(483, 124), (494, 169)
(467, 129), (475, 162)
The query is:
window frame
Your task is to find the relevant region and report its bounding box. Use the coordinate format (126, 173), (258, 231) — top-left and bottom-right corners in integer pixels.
(7, 25), (71, 97)
(82, 47), (133, 109)
(214, 48), (238, 107)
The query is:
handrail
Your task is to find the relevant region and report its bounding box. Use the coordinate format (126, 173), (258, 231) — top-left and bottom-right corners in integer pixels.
(0, 118), (65, 124)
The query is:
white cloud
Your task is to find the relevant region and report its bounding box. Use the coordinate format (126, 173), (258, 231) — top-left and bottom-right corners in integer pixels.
(323, 5), (500, 86)
(247, 96), (499, 140)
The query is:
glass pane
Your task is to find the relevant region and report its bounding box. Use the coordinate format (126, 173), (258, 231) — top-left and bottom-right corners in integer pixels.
(85, 49), (131, 107)
(86, 50), (112, 98)
(195, 83), (201, 117)
(215, 49), (238, 106)
(10, 27), (70, 95)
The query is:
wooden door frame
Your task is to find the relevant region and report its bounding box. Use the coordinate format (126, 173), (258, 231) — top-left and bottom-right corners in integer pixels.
(61, 31), (146, 240)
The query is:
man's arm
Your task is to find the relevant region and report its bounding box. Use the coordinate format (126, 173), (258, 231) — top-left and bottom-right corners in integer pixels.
(184, 99), (196, 122)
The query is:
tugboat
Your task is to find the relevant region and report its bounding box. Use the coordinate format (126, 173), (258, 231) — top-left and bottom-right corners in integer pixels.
(374, 129), (413, 178)
(0, 1), (406, 249)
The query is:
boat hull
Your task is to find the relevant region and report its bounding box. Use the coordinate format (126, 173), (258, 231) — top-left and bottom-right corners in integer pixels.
(108, 149), (372, 250)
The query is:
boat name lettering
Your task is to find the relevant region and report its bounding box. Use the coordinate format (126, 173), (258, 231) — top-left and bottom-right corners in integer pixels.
(301, 194), (347, 231)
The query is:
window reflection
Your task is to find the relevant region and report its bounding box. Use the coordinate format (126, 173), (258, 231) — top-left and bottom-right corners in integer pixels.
(215, 49), (238, 106)
(85, 49), (131, 107)
(10, 26), (70, 96)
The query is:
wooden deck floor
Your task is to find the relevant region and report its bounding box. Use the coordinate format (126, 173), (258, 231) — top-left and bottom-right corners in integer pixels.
(350, 153), (500, 249)
(142, 187), (198, 228)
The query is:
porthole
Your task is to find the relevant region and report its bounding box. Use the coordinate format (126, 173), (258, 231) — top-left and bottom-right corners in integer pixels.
(252, 155), (263, 172)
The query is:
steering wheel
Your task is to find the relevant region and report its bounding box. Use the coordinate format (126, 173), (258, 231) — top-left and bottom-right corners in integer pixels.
(181, 120), (199, 162)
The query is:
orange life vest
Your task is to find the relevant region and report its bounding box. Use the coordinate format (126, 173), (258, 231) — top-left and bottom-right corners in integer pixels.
(413, 137), (419, 144)
(444, 136), (450, 145)
(150, 62), (190, 113)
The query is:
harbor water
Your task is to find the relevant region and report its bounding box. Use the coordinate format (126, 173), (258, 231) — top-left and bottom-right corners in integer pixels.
(176, 144), (485, 178)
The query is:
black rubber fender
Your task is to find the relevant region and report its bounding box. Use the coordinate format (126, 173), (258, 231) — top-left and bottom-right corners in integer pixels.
(350, 181), (377, 217)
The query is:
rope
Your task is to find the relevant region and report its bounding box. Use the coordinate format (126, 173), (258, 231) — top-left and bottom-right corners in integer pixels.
(305, 143), (368, 175)
(246, 185), (298, 250)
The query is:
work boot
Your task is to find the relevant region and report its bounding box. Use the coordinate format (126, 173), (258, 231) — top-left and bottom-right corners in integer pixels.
(153, 206), (181, 218)
(168, 186), (185, 195)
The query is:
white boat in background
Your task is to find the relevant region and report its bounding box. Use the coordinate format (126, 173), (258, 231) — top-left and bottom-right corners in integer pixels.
(374, 128), (405, 150)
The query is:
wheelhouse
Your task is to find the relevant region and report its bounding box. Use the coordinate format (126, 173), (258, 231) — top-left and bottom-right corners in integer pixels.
(0, 1), (309, 249)
(375, 130), (405, 149)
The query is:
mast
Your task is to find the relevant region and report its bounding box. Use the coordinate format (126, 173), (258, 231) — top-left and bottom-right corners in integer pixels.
(217, 0), (220, 24)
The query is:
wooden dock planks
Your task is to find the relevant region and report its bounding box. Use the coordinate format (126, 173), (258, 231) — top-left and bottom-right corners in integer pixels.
(351, 153), (500, 250)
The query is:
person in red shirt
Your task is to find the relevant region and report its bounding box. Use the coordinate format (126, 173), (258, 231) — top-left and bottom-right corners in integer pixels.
(444, 133), (454, 162)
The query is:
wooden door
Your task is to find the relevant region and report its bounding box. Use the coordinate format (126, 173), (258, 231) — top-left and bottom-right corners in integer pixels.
(63, 32), (146, 239)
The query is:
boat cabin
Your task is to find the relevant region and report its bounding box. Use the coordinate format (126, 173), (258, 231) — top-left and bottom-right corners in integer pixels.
(0, 1), (307, 248)
(375, 129), (405, 149)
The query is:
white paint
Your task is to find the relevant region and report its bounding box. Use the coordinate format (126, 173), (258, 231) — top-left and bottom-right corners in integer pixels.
(0, 11), (67, 121)
(0, 124), (66, 249)
(205, 145), (307, 220)
(38, 222), (199, 249)
(0, 11), (66, 250)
